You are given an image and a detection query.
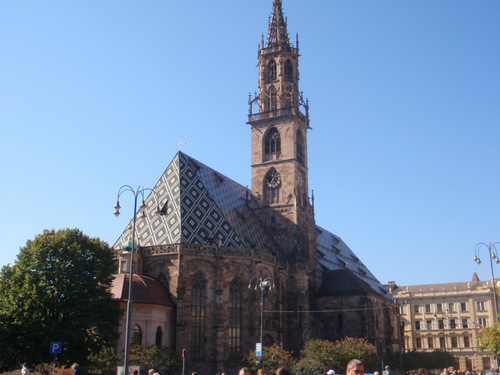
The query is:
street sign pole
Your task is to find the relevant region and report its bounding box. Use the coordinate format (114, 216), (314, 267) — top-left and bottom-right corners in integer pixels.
(50, 342), (62, 375)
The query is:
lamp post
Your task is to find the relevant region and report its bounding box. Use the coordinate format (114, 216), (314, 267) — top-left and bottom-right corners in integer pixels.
(474, 242), (500, 322)
(395, 300), (406, 375)
(435, 310), (449, 369)
(114, 185), (162, 375)
(248, 277), (275, 366)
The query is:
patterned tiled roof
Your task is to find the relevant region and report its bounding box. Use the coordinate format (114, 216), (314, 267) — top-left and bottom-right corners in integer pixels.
(114, 152), (278, 253)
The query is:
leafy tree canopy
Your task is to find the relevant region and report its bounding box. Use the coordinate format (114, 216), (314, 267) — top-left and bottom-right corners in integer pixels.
(245, 344), (295, 374)
(129, 345), (180, 372)
(296, 338), (378, 374)
(479, 321), (500, 358)
(0, 228), (121, 371)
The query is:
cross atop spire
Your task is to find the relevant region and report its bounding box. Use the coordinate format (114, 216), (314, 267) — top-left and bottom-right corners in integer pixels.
(266, 0), (292, 52)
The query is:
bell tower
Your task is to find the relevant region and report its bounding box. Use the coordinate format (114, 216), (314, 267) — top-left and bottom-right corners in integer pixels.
(247, 0), (315, 264)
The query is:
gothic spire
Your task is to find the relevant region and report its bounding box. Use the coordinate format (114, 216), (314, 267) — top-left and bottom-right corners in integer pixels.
(266, 0), (291, 51)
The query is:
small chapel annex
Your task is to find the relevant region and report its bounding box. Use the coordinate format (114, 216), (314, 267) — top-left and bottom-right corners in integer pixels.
(111, 1), (397, 373)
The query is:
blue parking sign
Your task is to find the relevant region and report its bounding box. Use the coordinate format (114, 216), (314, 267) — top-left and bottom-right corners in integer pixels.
(50, 342), (62, 354)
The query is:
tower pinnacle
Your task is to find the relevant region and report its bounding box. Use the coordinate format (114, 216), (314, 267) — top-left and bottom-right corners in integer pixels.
(266, 0), (292, 51)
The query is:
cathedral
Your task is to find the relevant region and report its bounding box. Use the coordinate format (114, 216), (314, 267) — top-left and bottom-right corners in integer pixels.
(111, 1), (397, 373)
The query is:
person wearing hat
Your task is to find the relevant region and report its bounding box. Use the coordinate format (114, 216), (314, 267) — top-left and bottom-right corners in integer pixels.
(328, 371), (336, 375)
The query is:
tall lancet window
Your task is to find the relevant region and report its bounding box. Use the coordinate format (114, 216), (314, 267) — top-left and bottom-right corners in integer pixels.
(228, 280), (242, 354)
(285, 59), (293, 82)
(155, 326), (163, 346)
(191, 272), (206, 360)
(265, 168), (281, 204)
(264, 127), (281, 161)
(296, 130), (305, 164)
(265, 86), (278, 112)
(267, 59), (277, 82)
(284, 86), (293, 108)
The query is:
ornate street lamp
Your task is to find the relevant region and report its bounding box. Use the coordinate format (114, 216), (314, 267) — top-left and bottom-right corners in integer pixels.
(248, 277), (275, 366)
(474, 242), (500, 322)
(114, 185), (162, 375)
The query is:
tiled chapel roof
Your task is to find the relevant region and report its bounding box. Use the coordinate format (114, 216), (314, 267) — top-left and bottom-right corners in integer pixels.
(112, 274), (174, 307)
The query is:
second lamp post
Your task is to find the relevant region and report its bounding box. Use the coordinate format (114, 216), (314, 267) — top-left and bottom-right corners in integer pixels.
(248, 277), (275, 364)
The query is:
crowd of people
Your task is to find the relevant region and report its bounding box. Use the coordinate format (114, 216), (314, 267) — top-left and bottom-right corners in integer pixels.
(20, 359), (486, 375)
(226, 358), (366, 375)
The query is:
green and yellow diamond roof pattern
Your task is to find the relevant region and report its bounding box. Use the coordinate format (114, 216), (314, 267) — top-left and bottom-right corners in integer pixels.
(114, 152), (277, 253)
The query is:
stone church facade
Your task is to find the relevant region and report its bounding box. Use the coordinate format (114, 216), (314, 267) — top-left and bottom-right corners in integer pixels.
(112, 1), (397, 373)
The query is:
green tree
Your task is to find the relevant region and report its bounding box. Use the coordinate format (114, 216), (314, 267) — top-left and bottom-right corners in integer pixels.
(398, 350), (454, 371)
(332, 337), (378, 371)
(88, 346), (119, 375)
(296, 339), (336, 374)
(129, 345), (181, 372)
(479, 321), (500, 359)
(0, 228), (121, 371)
(296, 338), (378, 373)
(245, 344), (295, 374)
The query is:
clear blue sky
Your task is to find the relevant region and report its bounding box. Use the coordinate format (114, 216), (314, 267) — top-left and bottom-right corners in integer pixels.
(1, 1), (499, 287)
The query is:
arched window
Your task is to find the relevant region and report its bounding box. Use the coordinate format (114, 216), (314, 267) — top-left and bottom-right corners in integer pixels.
(131, 324), (142, 347)
(267, 59), (277, 82)
(285, 60), (293, 82)
(191, 272), (206, 360)
(296, 130), (304, 164)
(228, 280), (242, 354)
(265, 86), (278, 112)
(155, 326), (163, 346)
(265, 128), (281, 159)
(264, 169), (281, 204)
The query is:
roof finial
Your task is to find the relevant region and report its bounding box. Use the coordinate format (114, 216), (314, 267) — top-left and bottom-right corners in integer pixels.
(174, 135), (187, 151)
(266, 0), (291, 51)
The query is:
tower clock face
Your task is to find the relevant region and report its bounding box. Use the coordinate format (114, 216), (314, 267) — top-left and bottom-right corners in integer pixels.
(266, 170), (281, 188)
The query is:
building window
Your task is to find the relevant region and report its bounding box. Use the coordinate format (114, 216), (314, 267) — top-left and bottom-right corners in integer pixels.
(477, 301), (486, 311)
(438, 319), (444, 330)
(228, 280), (242, 354)
(439, 336), (445, 349)
(296, 130), (305, 165)
(461, 302), (467, 311)
(425, 304), (431, 313)
(437, 303), (443, 312)
(191, 272), (207, 360)
(464, 336), (470, 348)
(426, 320), (432, 330)
(284, 86), (293, 107)
(131, 324), (142, 347)
(449, 303), (454, 312)
(451, 336), (458, 348)
(478, 317), (487, 326)
(415, 321), (421, 330)
(155, 326), (163, 346)
(462, 318), (468, 329)
(285, 59), (293, 82)
(450, 319), (456, 329)
(265, 128), (281, 156)
(265, 86), (278, 111)
(414, 305), (420, 313)
(428, 337), (434, 348)
(416, 337), (422, 348)
(267, 59), (277, 82)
